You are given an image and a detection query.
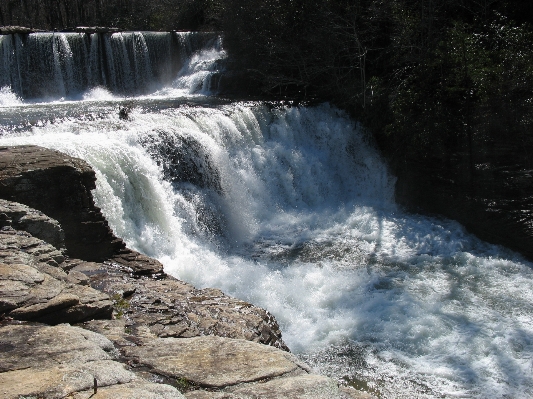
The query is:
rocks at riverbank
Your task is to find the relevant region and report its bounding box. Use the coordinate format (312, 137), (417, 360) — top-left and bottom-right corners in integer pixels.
(0, 145), (373, 398)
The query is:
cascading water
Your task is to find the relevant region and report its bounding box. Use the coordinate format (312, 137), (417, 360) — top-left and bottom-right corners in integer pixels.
(0, 31), (222, 101)
(0, 32), (532, 399)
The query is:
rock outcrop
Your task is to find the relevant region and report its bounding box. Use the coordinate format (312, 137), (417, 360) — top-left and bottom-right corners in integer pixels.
(0, 145), (123, 262)
(0, 145), (161, 274)
(0, 227), (113, 324)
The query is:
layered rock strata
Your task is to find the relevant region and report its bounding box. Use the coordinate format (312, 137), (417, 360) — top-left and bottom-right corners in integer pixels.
(0, 145), (161, 272)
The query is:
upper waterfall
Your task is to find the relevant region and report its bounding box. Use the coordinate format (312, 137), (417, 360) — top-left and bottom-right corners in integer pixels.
(0, 31), (224, 101)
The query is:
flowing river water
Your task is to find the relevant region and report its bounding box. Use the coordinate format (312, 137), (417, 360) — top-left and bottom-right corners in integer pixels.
(0, 32), (532, 398)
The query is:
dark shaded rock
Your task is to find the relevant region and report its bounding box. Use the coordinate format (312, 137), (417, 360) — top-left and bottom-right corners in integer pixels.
(0, 145), (125, 262)
(395, 149), (533, 260)
(0, 145), (164, 274)
(139, 130), (222, 192)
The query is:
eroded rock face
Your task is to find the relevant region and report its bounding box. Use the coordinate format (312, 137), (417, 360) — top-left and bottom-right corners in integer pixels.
(0, 145), (164, 274)
(0, 230), (113, 324)
(77, 260), (288, 350)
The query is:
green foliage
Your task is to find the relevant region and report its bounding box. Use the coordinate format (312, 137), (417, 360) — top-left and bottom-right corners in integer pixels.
(112, 293), (130, 319)
(175, 377), (191, 392)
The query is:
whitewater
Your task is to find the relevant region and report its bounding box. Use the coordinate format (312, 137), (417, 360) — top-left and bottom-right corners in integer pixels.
(0, 31), (532, 398)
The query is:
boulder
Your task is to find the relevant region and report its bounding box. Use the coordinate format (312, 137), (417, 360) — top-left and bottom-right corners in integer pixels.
(0, 145), (123, 261)
(0, 145), (163, 274)
(0, 323), (185, 399)
(0, 198), (65, 250)
(122, 336), (307, 388)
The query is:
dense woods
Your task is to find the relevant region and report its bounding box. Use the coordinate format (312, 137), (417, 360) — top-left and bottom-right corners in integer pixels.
(0, 0), (219, 31)
(216, 0), (533, 171)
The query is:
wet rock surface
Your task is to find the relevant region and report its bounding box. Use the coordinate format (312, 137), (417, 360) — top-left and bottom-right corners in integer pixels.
(0, 145), (374, 398)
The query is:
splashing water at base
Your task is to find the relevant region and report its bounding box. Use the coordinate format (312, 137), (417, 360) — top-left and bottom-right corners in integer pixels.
(0, 99), (532, 399)
(0, 86), (23, 106)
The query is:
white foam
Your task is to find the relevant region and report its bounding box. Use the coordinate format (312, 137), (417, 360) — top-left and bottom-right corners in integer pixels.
(0, 86), (23, 106)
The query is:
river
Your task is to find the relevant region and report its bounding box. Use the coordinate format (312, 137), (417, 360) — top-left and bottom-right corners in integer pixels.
(0, 31), (532, 398)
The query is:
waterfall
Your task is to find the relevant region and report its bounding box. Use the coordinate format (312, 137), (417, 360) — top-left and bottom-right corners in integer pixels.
(0, 31), (223, 100)
(0, 31), (532, 399)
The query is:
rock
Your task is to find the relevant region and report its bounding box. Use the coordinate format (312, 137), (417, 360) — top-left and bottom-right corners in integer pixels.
(0, 26), (44, 34)
(0, 324), (116, 372)
(0, 198), (65, 251)
(0, 323), (177, 399)
(185, 375), (376, 399)
(122, 336), (307, 388)
(67, 269), (91, 286)
(0, 145), (125, 262)
(111, 248), (165, 276)
(61, 26), (121, 34)
(81, 265), (287, 350)
(70, 381), (186, 399)
(0, 230), (113, 324)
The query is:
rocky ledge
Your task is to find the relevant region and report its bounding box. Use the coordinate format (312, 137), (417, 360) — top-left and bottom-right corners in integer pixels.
(0, 145), (373, 399)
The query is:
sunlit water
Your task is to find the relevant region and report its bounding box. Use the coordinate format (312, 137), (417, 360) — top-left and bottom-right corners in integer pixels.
(0, 33), (532, 399)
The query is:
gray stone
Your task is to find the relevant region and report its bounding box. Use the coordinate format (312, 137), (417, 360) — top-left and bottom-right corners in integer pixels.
(82, 270), (287, 350)
(70, 381), (186, 399)
(0, 229), (113, 324)
(123, 336), (307, 388)
(0, 360), (134, 399)
(0, 198), (65, 250)
(184, 376), (377, 399)
(230, 375), (374, 399)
